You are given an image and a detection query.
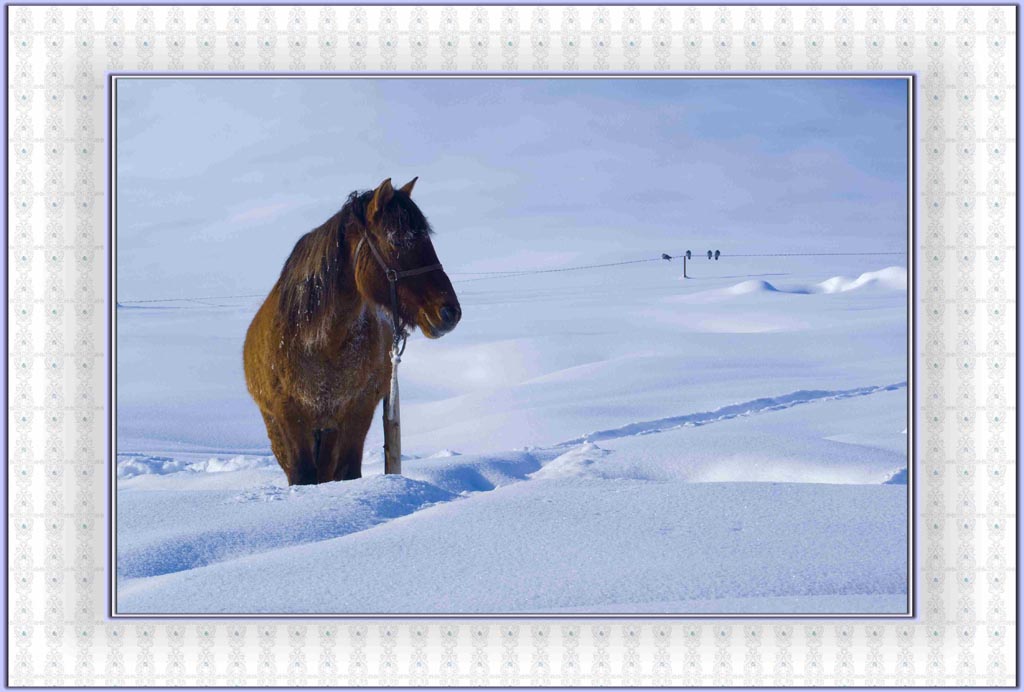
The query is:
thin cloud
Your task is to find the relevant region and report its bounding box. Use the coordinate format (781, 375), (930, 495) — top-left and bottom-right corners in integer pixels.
(228, 201), (297, 225)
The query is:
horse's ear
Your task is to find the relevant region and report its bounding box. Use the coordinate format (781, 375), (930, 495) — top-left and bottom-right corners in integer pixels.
(399, 176), (418, 196)
(367, 178), (394, 220)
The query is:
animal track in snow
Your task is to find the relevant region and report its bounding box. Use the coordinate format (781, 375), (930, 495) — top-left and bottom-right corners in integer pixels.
(563, 382), (907, 446)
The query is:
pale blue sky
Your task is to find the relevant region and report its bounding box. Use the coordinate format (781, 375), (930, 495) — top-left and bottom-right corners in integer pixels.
(116, 77), (908, 300)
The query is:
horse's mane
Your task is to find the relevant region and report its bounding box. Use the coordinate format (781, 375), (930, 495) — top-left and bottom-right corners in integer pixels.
(276, 189), (433, 338)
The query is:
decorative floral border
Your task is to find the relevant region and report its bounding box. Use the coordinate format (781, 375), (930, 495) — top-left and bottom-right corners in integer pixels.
(6, 4), (1016, 686)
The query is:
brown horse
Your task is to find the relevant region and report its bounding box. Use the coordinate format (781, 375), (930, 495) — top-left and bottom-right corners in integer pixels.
(243, 178), (461, 485)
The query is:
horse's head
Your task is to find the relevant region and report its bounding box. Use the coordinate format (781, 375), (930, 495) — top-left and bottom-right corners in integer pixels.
(354, 177), (461, 339)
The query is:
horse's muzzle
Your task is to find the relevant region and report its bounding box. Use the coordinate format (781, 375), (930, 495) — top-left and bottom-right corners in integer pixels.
(424, 303), (461, 338)
(439, 304), (461, 331)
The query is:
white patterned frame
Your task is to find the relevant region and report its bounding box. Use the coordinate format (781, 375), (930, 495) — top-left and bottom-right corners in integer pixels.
(5, 4), (1016, 687)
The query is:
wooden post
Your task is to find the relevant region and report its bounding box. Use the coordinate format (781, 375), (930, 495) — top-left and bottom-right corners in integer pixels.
(382, 394), (402, 474)
(683, 255), (688, 279)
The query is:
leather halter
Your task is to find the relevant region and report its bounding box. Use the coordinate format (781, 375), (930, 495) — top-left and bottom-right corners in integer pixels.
(355, 231), (443, 354)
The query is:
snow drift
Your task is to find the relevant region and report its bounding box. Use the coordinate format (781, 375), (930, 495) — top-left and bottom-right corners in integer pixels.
(816, 266), (907, 294)
(681, 266), (907, 301)
(116, 261), (909, 614)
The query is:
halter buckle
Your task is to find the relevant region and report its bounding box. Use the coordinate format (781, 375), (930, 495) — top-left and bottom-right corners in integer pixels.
(385, 268), (398, 283)
(392, 328), (408, 357)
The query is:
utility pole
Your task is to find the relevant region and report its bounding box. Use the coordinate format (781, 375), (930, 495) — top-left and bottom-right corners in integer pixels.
(679, 250), (718, 279)
(383, 394), (401, 474)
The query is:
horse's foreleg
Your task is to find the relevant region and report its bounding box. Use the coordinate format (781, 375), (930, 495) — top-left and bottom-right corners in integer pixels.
(325, 429), (364, 481)
(276, 415), (318, 486)
(312, 428), (322, 468)
(332, 443), (365, 481)
(261, 410), (294, 481)
(314, 428), (341, 483)
(291, 433), (319, 486)
(330, 403), (377, 481)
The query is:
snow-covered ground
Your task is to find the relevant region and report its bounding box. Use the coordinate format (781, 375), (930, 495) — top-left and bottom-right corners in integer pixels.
(115, 259), (909, 615)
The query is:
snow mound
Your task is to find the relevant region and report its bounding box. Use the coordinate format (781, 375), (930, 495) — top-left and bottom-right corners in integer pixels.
(193, 455), (276, 473)
(816, 266), (906, 294)
(117, 455), (190, 479)
(725, 279), (780, 295)
(884, 468), (908, 485)
(532, 442), (611, 478)
(532, 444), (651, 481)
(116, 453), (275, 478)
(118, 482), (907, 614)
(408, 450), (543, 494)
(118, 474), (457, 580)
(679, 267), (907, 302)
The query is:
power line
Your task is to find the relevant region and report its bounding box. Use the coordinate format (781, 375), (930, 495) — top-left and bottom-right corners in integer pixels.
(451, 257), (676, 274)
(116, 250), (907, 303)
(450, 256), (670, 281)
(726, 251), (906, 258)
(450, 250), (906, 282)
(118, 293), (265, 305)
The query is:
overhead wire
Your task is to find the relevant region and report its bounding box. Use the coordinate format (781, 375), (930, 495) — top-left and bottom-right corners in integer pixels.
(116, 250), (908, 304)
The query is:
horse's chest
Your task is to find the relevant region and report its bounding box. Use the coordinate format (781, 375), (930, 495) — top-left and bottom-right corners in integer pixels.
(288, 320), (389, 417)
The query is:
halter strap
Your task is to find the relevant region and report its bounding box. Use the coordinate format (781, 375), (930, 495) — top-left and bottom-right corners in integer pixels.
(356, 231), (444, 353)
(357, 233), (443, 280)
